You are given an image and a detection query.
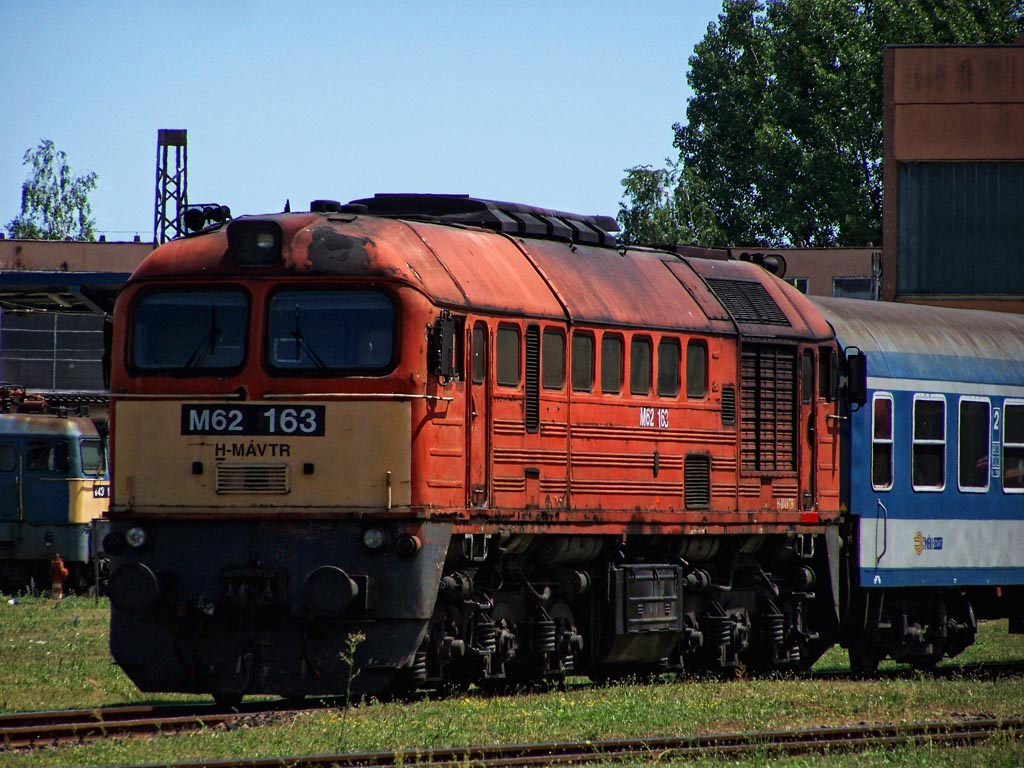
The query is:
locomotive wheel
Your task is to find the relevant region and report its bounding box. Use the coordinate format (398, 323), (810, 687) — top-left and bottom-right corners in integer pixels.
(848, 645), (881, 677)
(908, 652), (942, 672)
(212, 692), (243, 708)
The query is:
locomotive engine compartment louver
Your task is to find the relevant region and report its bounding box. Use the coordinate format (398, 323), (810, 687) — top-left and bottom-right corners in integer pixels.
(215, 462), (290, 494)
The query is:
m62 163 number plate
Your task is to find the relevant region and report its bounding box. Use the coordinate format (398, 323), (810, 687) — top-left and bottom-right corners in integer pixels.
(181, 404), (326, 436)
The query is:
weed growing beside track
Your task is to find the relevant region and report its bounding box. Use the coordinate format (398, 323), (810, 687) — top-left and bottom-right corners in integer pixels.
(1, 595), (1023, 767)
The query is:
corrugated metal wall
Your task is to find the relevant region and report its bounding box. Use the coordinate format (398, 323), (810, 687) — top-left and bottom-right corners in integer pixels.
(0, 312), (105, 391)
(898, 162), (1024, 295)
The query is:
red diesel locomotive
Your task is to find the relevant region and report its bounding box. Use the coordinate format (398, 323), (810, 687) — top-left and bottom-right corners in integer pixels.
(105, 195), (845, 702)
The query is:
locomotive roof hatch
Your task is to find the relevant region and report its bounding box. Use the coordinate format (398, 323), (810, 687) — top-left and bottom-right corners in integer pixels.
(348, 193), (620, 248)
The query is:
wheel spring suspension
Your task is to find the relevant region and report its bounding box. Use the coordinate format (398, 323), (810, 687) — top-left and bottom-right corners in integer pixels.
(535, 619), (557, 654)
(764, 612), (786, 645)
(410, 649), (428, 682)
(475, 619), (498, 655)
(709, 615), (733, 647)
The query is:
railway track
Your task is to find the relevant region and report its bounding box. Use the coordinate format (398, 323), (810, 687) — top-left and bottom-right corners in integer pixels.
(0, 702), (268, 749)
(1, 707), (1020, 766)
(138, 718), (1024, 767)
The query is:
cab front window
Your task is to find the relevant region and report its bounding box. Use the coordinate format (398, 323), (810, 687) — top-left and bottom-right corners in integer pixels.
(267, 289), (395, 373)
(131, 288), (249, 372)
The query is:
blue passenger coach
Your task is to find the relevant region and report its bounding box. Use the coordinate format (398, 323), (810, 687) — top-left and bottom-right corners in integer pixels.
(813, 297), (1024, 672)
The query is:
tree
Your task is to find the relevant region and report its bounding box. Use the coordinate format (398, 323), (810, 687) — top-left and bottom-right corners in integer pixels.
(619, 0), (1024, 248)
(6, 139), (98, 241)
(617, 159), (724, 246)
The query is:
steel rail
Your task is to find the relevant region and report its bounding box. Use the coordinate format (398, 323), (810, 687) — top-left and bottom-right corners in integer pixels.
(0, 703), (251, 749)
(164, 718), (1024, 767)
(4, 711), (1017, 766)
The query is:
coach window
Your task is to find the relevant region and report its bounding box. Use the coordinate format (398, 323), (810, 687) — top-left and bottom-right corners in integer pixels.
(1004, 401), (1024, 491)
(630, 336), (652, 395)
(657, 338), (681, 397)
(471, 323), (487, 385)
(542, 328), (565, 390)
(872, 393), (894, 490)
(571, 332), (594, 392)
(686, 339), (708, 398)
(601, 334), (623, 394)
(496, 325), (520, 387)
(958, 398), (990, 492)
(912, 394), (946, 491)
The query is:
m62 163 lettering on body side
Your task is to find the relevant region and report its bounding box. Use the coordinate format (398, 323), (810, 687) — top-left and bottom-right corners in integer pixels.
(180, 404), (326, 436)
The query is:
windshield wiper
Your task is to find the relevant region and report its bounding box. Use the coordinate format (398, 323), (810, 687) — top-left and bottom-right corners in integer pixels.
(185, 306), (220, 368)
(292, 306), (327, 369)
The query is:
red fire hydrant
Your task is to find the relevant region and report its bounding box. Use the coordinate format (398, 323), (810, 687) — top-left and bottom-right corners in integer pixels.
(50, 553), (68, 600)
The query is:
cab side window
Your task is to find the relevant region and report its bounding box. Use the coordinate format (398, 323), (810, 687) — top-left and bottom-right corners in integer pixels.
(630, 337), (652, 395)
(542, 329), (565, 390)
(686, 340), (708, 398)
(571, 332), (594, 392)
(496, 325), (520, 387)
(601, 334), (623, 394)
(657, 338), (681, 397)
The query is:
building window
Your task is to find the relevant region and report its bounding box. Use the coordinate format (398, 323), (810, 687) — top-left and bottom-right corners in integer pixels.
(542, 329), (565, 390)
(1004, 401), (1024, 492)
(601, 334), (623, 394)
(657, 338), (681, 397)
(832, 276), (875, 299)
(630, 336), (652, 395)
(686, 340), (708, 398)
(872, 393), (893, 491)
(958, 398), (990, 492)
(784, 277), (809, 294)
(571, 332), (594, 392)
(912, 394), (945, 491)
(496, 325), (520, 387)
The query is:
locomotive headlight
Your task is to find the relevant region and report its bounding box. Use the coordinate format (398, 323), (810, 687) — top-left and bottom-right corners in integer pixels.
(395, 533), (422, 557)
(227, 219), (282, 266)
(362, 527), (388, 552)
(125, 526), (149, 549)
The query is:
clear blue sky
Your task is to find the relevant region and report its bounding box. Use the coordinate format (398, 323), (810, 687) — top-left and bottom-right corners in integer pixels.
(2, 1), (723, 241)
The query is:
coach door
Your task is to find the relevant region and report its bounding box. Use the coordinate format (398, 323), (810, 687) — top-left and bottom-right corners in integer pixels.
(467, 321), (489, 507)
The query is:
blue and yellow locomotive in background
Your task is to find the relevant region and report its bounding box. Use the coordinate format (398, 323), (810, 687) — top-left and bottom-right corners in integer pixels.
(0, 387), (110, 594)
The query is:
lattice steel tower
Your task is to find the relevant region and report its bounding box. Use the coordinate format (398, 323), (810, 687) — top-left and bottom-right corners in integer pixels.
(153, 129), (188, 245)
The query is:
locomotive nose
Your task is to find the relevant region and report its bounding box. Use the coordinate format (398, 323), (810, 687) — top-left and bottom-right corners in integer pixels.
(304, 565), (359, 618)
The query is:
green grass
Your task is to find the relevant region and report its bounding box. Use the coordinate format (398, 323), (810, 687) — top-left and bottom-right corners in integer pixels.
(1, 596), (1023, 767)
